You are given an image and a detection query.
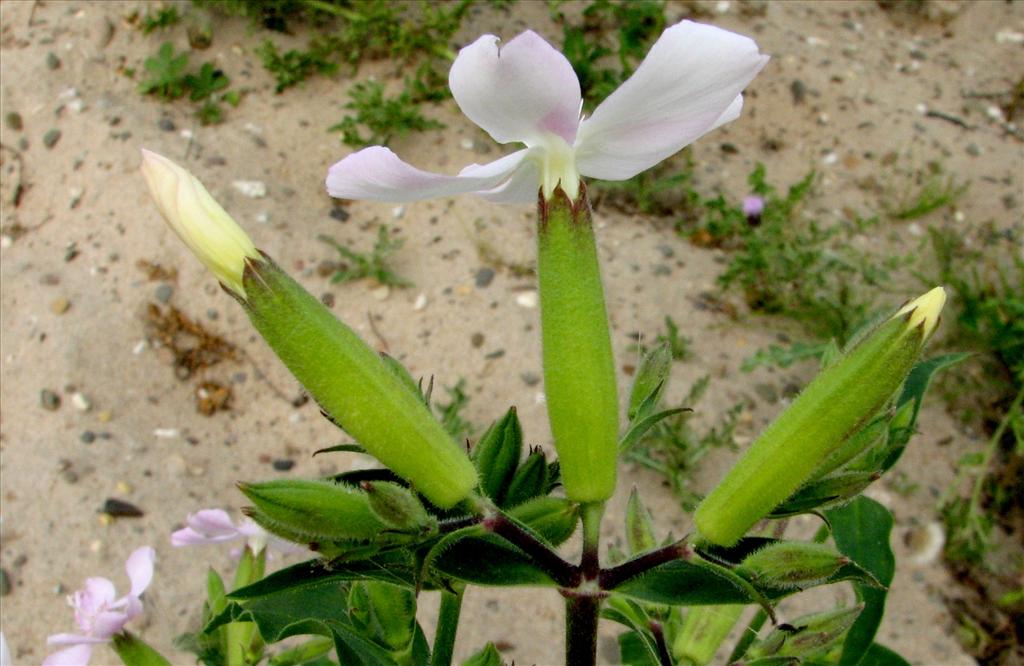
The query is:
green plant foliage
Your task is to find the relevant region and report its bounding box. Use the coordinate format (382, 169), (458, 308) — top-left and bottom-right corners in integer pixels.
(258, 40), (339, 93)
(139, 5), (182, 34)
(138, 42), (190, 100)
(318, 226), (413, 288)
(890, 165), (969, 220)
(711, 164), (895, 344)
(330, 80), (445, 148)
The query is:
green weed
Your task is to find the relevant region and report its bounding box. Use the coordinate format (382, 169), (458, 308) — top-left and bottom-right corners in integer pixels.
(891, 164), (969, 220)
(712, 164), (892, 344)
(330, 80), (444, 148)
(140, 5), (182, 34)
(318, 226), (413, 288)
(632, 316), (692, 362)
(258, 39), (339, 93)
(627, 376), (743, 510)
(139, 43), (237, 124)
(435, 378), (475, 440)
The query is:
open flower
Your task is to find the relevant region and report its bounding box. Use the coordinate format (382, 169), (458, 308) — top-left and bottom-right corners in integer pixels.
(326, 21), (768, 204)
(44, 547), (155, 666)
(171, 508), (303, 557)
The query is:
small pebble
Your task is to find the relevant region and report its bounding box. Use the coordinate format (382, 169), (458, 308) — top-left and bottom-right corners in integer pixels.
(320, 292), (335, 307)
(372, 285), (390, 301)
(153, 427), (179, 439)
(97, 410), (113, 423)
(79, 431), (96, 444)
(790, 79), (806, 105)
(50, 296), (71, 314)
(471, 332), (485, 348)
(71, 392), (91, 412)
(329, 207), (350, 222)
(154, 283), (174, 303)
(515, 291), (538, 308)
(232, 180), (267, 198)
(101, 498), (144, 518)
(68, 187), (84, 209)
(272, 459), (296, 471)
(46, 52), (61, 70)
(520, 372), (541, 386)
(474, 267), (496, 288)
(157, 118), (175, 132)
(5, 112), (22, 131)
(392, 205), (405, 220)
(40, 389), (61, 411)
(965, 143), (980, 156)
(115, 481), (133, 494)
(42, 129), (62, 149)
(413, 293), (428, 310)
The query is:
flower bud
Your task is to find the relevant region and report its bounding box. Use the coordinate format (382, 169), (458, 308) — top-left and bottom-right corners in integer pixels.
(238, 480), (385, 541)
(503, 449), (550, 507)
(537, 186), (619, 502)
(673, 604), (744, 665)
(736, 542), (848, 589)
(473, 407), (523, 504)
(140, 150), (258, 297)
(508, 496), (579, 545)
(694, 288), (946, 546)
(750, 605), (864, 659)
(628, 343), (672, 420)
(362, 481), (434, 533)
(625, 487), (657, 555)
(771, 471), (880, 517)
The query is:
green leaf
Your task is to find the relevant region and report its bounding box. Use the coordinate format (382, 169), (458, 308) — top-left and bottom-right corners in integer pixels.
(428, 529), (556, 587)
(613, 559), (766, 607)
(313, 444), (367, 456)
(619, 407), (690, 452)
(878, 352), (969, 472)
(860, 642), (911, 666)
(825, 497), (895, 666)
(617, 630), (660, 666)
(502, 450), (549, 506)
(473, 407), (523, 504)
(628, 343), (672, 419)
(228, 553), (417, 602)
(461, 642), (504, 666)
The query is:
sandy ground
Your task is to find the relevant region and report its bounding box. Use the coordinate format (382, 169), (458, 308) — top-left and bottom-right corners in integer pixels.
(1, 0), (1022, 664)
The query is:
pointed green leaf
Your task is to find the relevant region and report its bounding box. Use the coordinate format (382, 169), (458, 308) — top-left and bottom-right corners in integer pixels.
(473, 407), (523, 504)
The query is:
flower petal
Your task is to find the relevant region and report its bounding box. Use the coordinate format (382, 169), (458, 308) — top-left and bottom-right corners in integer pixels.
(46, 634), (108, 646)
(449, 31), (582, 145)
(171, 509), (241, 546)
(89, 610), (131, 640)
(76, 578), (116, 611)
(42, 643), (95, 666)
(125, 546), (155, 598)
(326, 146), (530, 203)
(462, 149), (541, 203)
(575, 21), (769, 180)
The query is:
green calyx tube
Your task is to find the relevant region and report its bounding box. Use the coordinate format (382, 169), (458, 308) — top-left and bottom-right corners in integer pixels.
(694, 288), (946, 546)
(536, 186), (619, 503)
(240, 254), (477, 508)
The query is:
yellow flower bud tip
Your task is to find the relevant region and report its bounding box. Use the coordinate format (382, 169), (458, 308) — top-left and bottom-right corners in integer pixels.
(140, 148), (259, 298)
(893, 286), (946, 339)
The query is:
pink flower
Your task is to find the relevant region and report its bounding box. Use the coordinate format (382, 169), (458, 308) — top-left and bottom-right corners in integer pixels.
(326, 22), (768, 204)
(171, 508), (303, 557)
(44, 546), (155, 666)
(742, 195), (765, 218)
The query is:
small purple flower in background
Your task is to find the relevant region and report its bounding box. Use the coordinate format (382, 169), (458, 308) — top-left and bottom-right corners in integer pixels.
(44, 546), (155, 666)
(171, 508), (303, 557)
(743, 194), (765, 225)
(326, 21), (768, 204)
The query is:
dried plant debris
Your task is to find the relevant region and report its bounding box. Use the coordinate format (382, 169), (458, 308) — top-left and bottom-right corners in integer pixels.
(136, 259), (179, 282)
(145, 304), (237, 415)
(195, 380), (232, 416)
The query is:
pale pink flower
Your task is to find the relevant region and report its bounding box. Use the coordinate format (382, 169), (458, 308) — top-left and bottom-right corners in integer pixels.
(742, 195), (765, 218)
(44, 546), (155, 666)
(171, 508), (303, 557)
(326, 22), (768, 204)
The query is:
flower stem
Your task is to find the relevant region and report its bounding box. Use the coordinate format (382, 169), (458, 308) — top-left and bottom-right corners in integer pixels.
(599, 539), (692, 591)
(649, 620), (673, 666)
(430, 586), (464, 666)
(564, 592), (601, 666)
(580, 502), (604, 579)
(485, 512), (578, 587)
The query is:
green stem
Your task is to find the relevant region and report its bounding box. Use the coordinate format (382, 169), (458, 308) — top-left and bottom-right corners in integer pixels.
(726, 608), (768, 663)
(564, 593), (601, 666)
(968, 387), (1023, 522)
(430, 587), (464, 666)
(226, 547), (266, 666)
(580, 502), (604, 579)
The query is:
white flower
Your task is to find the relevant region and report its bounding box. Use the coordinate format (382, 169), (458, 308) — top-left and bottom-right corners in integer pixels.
(44, 547), (155, 666)
(326, 21), (768, 204)
(171, 508), (304, 558)
(140, 150), (259, 298)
